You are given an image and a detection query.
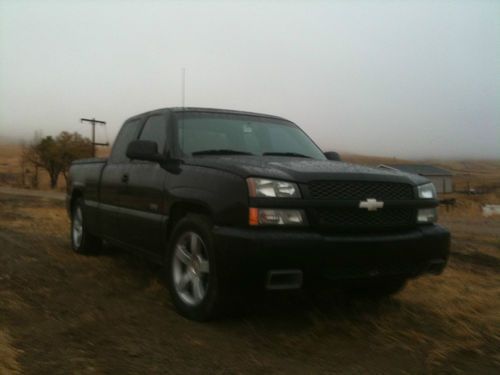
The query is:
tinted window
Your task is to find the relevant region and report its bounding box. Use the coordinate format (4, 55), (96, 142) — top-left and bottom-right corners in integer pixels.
(176, 113), (326, 160)
(139, 116), (167, 154)
(109, 119), (142, 163)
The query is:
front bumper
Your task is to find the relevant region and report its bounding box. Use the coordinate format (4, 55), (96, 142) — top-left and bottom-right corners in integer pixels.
(213, 224), (450, 289)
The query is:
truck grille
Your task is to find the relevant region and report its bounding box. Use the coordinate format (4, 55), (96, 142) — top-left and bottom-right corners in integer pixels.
(309, 181), (414, 200)
(315, 207), (416, 228)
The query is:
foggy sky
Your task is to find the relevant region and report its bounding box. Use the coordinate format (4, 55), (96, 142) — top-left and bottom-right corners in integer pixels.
(0, 0), (499, 159)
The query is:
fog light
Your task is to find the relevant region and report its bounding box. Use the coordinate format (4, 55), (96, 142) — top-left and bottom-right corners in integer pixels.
(249, 208), (306, 226)
(417, 208), (437, 223)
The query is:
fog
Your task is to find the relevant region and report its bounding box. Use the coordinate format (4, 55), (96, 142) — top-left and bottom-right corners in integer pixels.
(0, 0), (498, 159)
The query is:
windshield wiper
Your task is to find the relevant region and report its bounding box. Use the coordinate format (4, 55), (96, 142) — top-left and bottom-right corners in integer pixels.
(192, 149), (254, 156)
(263, 152), (311, 158)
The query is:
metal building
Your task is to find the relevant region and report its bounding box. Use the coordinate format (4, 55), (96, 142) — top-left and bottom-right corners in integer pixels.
(381, 164), (453, 194)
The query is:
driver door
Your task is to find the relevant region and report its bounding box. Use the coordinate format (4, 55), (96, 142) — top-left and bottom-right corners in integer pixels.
(119, 114), (169, 256)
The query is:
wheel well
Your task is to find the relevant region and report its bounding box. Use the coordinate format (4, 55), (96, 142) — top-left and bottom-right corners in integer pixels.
(166, 202), (212, 240)
(70, 190), (83, 212)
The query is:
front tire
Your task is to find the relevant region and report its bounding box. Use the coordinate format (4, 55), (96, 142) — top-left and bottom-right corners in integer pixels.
(71, 198), (102, 254)
(165, 214), (225, 321)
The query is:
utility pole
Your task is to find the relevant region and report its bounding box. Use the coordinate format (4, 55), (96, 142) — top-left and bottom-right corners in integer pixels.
(80, 118), (109, 157)
(182, 67), (186, 108)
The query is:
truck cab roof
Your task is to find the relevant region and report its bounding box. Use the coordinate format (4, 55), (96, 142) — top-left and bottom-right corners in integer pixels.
(125, 107), (291, 123)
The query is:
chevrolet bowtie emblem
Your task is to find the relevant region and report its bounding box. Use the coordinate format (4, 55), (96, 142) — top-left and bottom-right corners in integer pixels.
(359, 198), (384, 211)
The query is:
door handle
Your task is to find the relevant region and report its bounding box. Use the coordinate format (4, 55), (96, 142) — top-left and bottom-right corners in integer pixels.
(121, 174), (129, 183)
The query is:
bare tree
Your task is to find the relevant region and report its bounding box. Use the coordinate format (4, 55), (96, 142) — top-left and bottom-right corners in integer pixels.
(56, 132), (93, 185)
(26, 136), (61, 188)
(24, 131), (93, 189)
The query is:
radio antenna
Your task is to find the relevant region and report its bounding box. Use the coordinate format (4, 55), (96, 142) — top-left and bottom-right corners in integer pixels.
(181, 67), (186, 108)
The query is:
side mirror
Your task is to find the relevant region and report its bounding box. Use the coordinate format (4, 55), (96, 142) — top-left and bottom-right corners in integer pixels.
(324, 151), (341, 161)
(126, 140), (163, 162)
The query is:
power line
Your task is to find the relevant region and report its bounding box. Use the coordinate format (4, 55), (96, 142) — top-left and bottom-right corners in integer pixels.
(80, 118), (109, 157)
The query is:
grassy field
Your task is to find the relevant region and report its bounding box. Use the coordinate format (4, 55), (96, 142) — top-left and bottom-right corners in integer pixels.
(2, 141), (500, 194)
(0, 193), (498, 374)
(343, 153), (500, 194)
(0, 141), (499, 373)
(0, 142), (110, 191)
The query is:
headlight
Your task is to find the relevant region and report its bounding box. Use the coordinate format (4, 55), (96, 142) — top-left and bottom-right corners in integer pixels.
(417, 208), (437, 223)
(418, 183), (437, 199)
(249, 208), (306, 226)
(247, 178), (301, 198)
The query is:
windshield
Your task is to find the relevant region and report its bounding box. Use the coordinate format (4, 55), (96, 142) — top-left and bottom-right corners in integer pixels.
(175, 112), (326, 160)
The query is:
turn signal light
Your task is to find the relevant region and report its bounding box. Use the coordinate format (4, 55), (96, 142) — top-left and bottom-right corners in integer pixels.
(249, 208), (306, 226)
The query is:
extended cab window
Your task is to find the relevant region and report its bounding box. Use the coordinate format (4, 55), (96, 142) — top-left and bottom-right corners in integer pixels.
(139, 116), (167, 154)
(109, 119), (142, 163)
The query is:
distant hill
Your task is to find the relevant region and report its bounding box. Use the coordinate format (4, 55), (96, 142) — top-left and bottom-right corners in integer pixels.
(340, 152), (500, 192)
(1, 141), (499, 192)
(0, 135), (23, 145)
(340, 152), (410, 166)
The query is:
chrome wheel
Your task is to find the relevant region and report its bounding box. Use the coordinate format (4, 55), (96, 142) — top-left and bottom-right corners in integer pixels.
(172, 231), (210, 306)
(72, 206), (83, 248)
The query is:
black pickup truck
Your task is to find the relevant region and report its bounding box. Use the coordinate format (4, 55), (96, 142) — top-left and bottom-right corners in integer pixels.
(68, 107), (450, 320)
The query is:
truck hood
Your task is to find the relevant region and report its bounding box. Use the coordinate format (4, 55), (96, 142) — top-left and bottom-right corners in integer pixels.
(183, 156), (428, 185)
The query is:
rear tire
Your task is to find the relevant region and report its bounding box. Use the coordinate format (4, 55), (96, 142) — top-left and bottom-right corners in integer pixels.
(71, 198), (102, 254)
(165, 214), (226, 321)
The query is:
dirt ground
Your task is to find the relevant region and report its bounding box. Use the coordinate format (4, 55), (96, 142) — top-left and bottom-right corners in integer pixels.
(0, 191), (499, 374)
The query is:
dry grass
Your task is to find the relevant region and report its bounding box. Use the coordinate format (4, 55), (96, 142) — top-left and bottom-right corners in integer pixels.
(0, 142), (110, 191)
(392, 266), (499, 368)
(0, 329), (21, 375)
(343, 152), (500, 197)
(341, 152), (411, 166)
(270, 261), (500, 371)
(0, 142), (63, 190)
(1, 193), (499, 373)
(0, 195), (65, 233)
(1, 144), (500, 373)
(439, 193), (500, 220)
